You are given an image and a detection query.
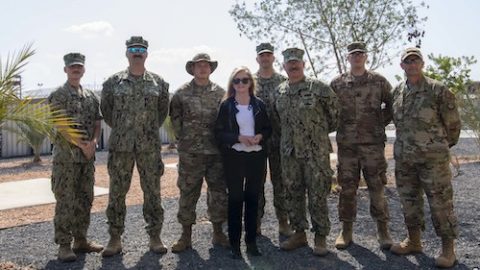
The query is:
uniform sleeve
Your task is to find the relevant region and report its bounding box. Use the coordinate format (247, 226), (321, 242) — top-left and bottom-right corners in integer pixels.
(158, 81), (170, 126)
(439, 86), (461, 147)
(259, 100), (272, 141)
(381, 79), (394, 126)
(48, 90), (65, 112)
(91, 91), (103, 121)
(169, 92), (183, 138)
(100, 79), (114, 127)
(321, 85), (339, 133)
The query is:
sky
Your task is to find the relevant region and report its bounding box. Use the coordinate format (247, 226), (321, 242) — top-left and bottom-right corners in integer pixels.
(1, 0), (479, 94)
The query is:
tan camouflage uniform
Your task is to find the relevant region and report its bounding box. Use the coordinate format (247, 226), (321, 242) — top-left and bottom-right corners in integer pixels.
(169, 80), (227, 225)
(101, 70), (169, 237)
(330, 71), (393, 223)
(392, 75), (461, 238)
(275, 77), (338, 236)
(48, 83), (102, 245)
(254, 72), (288, 221)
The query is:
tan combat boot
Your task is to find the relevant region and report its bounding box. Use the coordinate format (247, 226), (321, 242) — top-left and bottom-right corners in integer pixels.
(377, 222), (393, 250)
(212, 222), (230, 247)
(435, 238), (456, 268)
(313, 234), (329, 257)
(335, 222), (353, 249)
(58, 243), (76, 262)
(390, 227), (423, 255)
(280, 230), (308, 251)
(102, 235), (122, 257)
(278, 216), (294, 237)
(150, 234), (168, 254)
(72, 237), (104, 253)
(171, 225), (192, 253)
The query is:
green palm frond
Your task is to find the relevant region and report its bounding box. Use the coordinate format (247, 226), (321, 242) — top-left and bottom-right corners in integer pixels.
(1, 44), (84, 148)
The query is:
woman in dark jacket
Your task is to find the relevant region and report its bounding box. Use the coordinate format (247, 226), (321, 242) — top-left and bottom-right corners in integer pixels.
(215, 66), (272, 259)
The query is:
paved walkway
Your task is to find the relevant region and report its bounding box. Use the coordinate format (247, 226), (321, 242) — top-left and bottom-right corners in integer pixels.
(0, 178), (108, 211)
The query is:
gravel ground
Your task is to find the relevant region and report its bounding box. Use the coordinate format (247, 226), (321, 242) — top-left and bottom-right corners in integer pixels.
(0, 139), (479, 269)
(0, 169), (479, 269)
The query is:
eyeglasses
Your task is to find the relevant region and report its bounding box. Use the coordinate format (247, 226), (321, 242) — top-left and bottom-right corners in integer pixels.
(127, 47), (147, 54)
(402, 58), (422, 65)
(232, 78), (250, 85)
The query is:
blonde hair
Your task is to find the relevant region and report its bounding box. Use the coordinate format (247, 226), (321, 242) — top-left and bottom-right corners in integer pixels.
(224, 66), (256, 100)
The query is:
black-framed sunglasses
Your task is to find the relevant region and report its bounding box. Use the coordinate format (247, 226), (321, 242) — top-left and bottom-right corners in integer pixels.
(232, 78), (250, 85)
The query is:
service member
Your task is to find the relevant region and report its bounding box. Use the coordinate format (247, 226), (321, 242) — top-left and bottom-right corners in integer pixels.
(390, 47), (461, 268)
(330, 42), (393, 250)
(48, 53), (103, 262)
(101, 36), (170, 256)
(275, 48), (338, 256)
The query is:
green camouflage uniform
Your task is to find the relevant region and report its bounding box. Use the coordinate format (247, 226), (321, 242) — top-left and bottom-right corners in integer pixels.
(169, 80), (227, 225)
(101, 70), (169, 237)
(392, 75), (461, 239)
(48, 82), (102, 245)
(275, 77), (338, 236)
(254, 72), (288, 221)
(330, 70), (393, 223)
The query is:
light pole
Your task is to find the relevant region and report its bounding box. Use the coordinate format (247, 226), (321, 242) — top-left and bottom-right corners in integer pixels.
(12, 75), (22, 99)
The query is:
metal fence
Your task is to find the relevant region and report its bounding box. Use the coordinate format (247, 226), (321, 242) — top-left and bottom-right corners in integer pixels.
(1, 120), (170, 159)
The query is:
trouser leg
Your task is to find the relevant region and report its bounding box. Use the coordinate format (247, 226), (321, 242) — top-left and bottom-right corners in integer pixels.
(106, 151), (135, 236)
(176, 152), (205, 225)
(244, 151), (266, 243)
(136, 151), (164, 236)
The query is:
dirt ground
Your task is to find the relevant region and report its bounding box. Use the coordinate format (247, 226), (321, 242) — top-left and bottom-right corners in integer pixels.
(0, 150), (181, 230)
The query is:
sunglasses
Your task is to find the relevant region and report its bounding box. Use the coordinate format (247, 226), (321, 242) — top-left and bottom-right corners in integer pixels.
(127, 47), (147, 54)
(232, 78), (250, 85)
(402, 58), (422, 64)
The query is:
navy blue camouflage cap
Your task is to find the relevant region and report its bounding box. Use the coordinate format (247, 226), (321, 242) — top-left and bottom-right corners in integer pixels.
(63, 53), (85, 67)
(282, 47), (304, 63)
(126, 36), (148, 48)
(185, 53), (218, 75)
(401, 47), (423, 61)
(347, 42), (367, 54)
(256, 43), (274, 54)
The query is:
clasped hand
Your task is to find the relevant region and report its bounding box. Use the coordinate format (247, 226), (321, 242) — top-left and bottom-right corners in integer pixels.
(77, 139), (96, 160)
(238, 134), (263, 146)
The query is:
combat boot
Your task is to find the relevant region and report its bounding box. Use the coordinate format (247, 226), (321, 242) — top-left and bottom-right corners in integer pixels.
(313, 234), (329, 257)
(280, 230), (308, 251)
(212, 222), (230, 247)
(171, 225), (192, 253)
(335, 222), (353, 249)
(102, 235), (122, 257)
(278, 215), (294, 237)
(58, 244), (76, 262)
(150, 234), (168, 254)
(435, 238), (456, 268)
(390, 227), (423, 255)
(377, 222), (393, 250)
(72, 237), (104, 253)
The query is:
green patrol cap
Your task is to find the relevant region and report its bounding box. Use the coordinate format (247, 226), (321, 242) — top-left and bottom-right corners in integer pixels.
(401, 47), (423, 61)
(256, 43), (274, 54)
(126, 36), (148, 48)
(282, 47), (304, 63)
(347, 42), (367, 54)
(63, 53), (85, 67)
